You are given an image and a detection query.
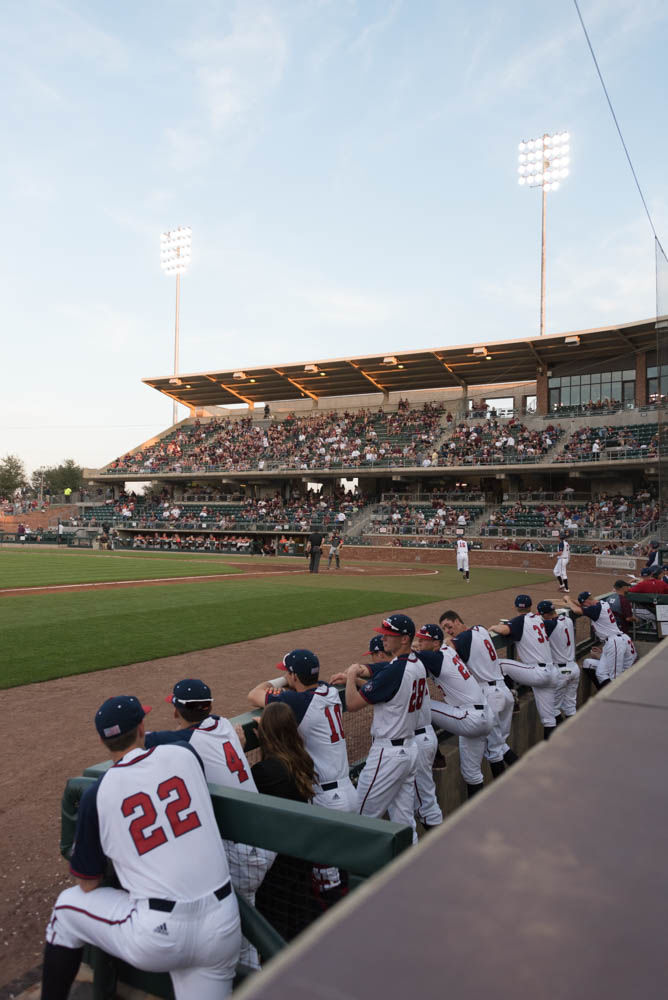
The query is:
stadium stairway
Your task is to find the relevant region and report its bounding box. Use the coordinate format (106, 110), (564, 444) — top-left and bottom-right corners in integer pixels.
(343, 503), (382, 538)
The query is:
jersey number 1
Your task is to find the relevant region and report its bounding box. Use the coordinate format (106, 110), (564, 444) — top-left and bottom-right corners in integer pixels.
(324, 705), (345, 743)
(122, 777), (201, 857)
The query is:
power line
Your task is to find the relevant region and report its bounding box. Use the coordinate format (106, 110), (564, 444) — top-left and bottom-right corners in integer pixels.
(573, 0), (665, 256)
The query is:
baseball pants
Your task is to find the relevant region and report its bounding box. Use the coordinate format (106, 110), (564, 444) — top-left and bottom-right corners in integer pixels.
(328, 552), (341, 568)
(309, 548), (322, 573)
(224, 840), (275, 969)
(357, 739), (418, 843)
(583, 634), (635, 684)
(413, 725), (443, 827)
(482, 681), (514, 761)
(46, 885), (241, 1000)
(553, 661), (580, 717)
(313, 777), (358, 890)
(457, 557), (469, 573)
(430, 702), (495, 786)
(499, 659), (559, 727)
(553, 558), (569, 580)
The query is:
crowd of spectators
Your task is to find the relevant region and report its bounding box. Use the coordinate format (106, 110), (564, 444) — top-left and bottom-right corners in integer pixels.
(105, 403), (447, 475)
(550, 398), (626, 416)
(481, 495), (660, 539)
(368, 502), (480, 536)
(556, 424), (659, 462)
(438, 417), (563, 466)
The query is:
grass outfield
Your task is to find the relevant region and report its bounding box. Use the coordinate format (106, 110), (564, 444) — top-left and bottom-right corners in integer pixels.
(1, 557), (551, 689)
(0, 548), (244, 587)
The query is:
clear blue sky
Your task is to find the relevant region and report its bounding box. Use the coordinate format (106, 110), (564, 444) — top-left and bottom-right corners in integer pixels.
(1, 0), (666, 474)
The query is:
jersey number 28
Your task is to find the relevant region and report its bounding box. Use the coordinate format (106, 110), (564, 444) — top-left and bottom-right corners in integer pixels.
(409, 677), (426, 711)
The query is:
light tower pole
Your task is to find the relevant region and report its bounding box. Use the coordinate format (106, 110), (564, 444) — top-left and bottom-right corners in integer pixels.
(160, 227), (192, 424)
(518, 132), (570, 336)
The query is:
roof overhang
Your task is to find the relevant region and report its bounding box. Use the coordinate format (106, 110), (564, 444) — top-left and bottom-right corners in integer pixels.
(142, 318), (659, 409)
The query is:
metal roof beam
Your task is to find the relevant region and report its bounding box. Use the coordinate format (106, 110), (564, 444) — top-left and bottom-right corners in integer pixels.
(218, 382), (253, 405)
(433, 353), (467, 389)
(273, 369), (318, 401)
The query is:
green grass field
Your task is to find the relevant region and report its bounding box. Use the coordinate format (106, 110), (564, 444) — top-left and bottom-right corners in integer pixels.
(0, 548), (551, 689)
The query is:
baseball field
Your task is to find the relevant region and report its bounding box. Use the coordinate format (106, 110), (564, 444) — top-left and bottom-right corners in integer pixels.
(1, 548), (549, 689)
(0, 547), (611, 993)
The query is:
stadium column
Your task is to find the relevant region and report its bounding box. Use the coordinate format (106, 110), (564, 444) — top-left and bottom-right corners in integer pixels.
(536, 371), (548, 415)
(635, 352), (647, 406)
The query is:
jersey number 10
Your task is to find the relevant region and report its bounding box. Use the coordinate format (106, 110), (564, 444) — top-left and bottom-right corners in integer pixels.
(324, 704), (345, 743)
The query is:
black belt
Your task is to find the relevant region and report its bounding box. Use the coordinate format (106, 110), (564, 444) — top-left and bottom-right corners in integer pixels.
(557, 662), (567, 667)
(390, 737), (407, 746)
(487, 680), (497, 686)
(537, 663), (547, 667)
(415, 727), (427, 735)
(148, 881), (232, 912)
(474, 704), (484, 710)
(320, 780), (338, 791)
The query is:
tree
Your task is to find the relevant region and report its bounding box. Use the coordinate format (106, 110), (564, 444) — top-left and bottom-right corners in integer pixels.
(30, 459), (84, 495)
(0, 455), (28, 496)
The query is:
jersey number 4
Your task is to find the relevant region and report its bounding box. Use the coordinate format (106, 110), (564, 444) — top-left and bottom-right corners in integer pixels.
(122, 777), (201, 856)
(222, 741), (249, 783)
(409, 677), (426, 711)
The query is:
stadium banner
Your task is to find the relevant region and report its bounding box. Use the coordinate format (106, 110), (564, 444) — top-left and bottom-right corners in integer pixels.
(595, 555), (637, 570)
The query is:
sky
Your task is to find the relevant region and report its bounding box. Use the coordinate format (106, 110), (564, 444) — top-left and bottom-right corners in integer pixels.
(1, 0), (667, 475)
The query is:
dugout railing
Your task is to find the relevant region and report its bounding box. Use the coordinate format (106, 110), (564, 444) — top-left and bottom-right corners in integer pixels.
(58, 594), (664, 997)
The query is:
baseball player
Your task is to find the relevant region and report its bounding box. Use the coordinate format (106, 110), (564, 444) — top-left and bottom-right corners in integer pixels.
(537, 600), (580, 719)
(553, 532), (571, 593)
(439, 610), (518, 775)
(145, 679), (275, 969)
(343, 614), (422, 842)
(414, 623), (498, 798)
(407, 625), (443, 829)
(564, 592), (637, 686)
(328, 533), (343, 569)
(456, 535), (470, 582)
(42, 696), (241, 1000)
(494, 595), (560, 740)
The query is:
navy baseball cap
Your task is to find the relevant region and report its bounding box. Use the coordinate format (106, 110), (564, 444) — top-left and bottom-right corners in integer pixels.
(361, 635), (386, 657)
(416, 624), (444, 643)
(641, 567), (652, 577)
(374, 613), (416, 638)
(277, 649), (320, 682)
(577, 591), (592, 603)
(166, 679), (212, 705)
(536, 600), (554, 614)
(514, 594), (532, 609)
(95, 696), (151, 740)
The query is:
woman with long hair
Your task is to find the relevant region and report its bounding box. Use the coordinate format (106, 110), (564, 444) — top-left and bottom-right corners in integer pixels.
(248, 702), (319, 942)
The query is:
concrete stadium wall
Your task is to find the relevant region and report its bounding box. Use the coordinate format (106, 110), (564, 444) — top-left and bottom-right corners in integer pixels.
(342, 544), (634, 573)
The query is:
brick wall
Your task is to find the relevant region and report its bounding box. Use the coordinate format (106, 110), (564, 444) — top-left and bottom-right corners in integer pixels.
(343, 544), (634, 574)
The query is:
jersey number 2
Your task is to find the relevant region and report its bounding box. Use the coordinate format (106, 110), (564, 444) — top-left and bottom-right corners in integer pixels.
(122, 777), (202, 857)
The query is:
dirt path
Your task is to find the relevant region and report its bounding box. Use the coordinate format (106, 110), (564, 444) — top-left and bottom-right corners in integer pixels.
(0, 567), (611, 990)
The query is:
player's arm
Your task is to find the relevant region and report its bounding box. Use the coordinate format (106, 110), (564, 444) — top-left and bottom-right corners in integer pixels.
(247, 677), (286, 708)
(331, 663), (371, 685)
(69, 783), (106, 891)
(562, 596), (583, 617)
(494, 621), (512, 636)
(345, 664), (370, 712)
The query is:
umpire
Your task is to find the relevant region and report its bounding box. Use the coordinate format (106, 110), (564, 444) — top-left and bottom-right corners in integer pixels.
(306, 528), (324, 573)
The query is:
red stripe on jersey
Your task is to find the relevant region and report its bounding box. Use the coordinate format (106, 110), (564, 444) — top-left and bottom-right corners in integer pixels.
(113, 748), (158, 767)
(54, 903), (137, 926)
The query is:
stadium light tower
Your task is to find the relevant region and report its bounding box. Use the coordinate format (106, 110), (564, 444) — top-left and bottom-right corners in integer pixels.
(160, 226), (192, 424)
(518, 132), (570, 336)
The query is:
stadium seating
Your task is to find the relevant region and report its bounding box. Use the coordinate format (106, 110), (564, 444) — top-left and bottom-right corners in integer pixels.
(367, 502), (484, 536)
(556, 423), (659, 462)
(438, 419), (563, 466)
(480, 497), (660, 540)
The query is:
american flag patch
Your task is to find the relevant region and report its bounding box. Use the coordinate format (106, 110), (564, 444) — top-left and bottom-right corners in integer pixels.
(103, 724), (121, 737)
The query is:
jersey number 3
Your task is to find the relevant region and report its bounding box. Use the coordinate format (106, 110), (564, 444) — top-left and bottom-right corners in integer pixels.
(122, 777), (201, 856)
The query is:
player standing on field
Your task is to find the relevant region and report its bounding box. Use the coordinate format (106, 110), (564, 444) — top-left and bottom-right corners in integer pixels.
(553, 532), (571, 593)
(145, 678), (275, 969)
(456, 535), (470, 582)
(494, 595), (560, 740)
(42, 696), (241, 1000)
(413, 624), (499, 797)
(563, 592), (637, 687)
(439, 611), (519, 774)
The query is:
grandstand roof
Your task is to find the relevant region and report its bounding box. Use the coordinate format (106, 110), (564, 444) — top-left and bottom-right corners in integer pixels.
(143, 317), (657, 409)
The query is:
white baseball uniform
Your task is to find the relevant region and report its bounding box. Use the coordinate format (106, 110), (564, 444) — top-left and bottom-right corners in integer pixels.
(47, 743), (241, 999)
(146, 717), (275, 969)
(543, 615), (580, 717)
(456, 538), (470, 573)
(411, 672), (442, 827)
(453, 625), (514, 761)
(499, 612), (559, 728)
(581, 600), (638, 683)
(356, 655), (421, 842)
(419, 647), (496, 787)
(553, 538), (570, 581)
